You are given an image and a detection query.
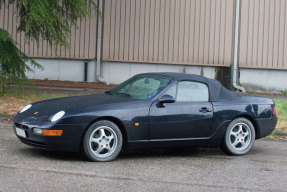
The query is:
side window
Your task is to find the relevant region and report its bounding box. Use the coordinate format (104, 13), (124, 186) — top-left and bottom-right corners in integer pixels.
(177, 81), (209, 102)
(164, 84), (176, 98)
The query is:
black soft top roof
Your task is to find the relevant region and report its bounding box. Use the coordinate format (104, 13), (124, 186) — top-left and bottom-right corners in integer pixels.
(139, 72), (238, 102)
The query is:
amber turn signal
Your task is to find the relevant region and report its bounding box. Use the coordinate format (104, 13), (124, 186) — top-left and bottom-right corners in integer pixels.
(135, 123), (140, 126)
(43, 129), (63, 136)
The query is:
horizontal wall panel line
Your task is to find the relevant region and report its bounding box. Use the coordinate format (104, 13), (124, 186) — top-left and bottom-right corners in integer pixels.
(102, 59), (230, 67)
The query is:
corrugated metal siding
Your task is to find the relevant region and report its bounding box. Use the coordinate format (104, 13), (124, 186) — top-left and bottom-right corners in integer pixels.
(0, 2), (97, 60)
(2, 0), (287, 70)
(102, 0), (235, 67)
(239, 0), (287, 70)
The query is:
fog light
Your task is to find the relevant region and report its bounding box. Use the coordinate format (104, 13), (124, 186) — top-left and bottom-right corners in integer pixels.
(33, 128), (43, 135)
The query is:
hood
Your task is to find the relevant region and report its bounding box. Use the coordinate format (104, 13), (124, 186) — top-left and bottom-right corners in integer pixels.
(15, 94), (135, 121)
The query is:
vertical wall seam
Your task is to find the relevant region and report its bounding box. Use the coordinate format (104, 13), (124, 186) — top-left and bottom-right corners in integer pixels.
(266, 0), (271, 68)
(167, 0), (171, 62)
(261, 0), (266, 68)
(202, 0), (206, 64)
(157, 0), (162, 61)
(282, 0), (286, 68)
(276, 0), (281, 69)
(218, 0), (222, 64)
(222, 0), (227, 65)
(114, 0), (118, 60)
(172, 0), (177, 62)
(197, 0), (201, 63)
(212, 0), (217, 64)
(147, 0), (151, 61)
(245, 0), (250, 66)
(137, 0), (141, 60)
(271, 0), (276, 68)
(181, 0), (186, 63)
(176, 0), (181, 62)
(207, 0), (212, 64)
(250, 0), (255, 68)
(88, 13), (92, 59)
(122, 0), (126, 61)
(128, 0), (132, 60)
(132, 0), (136, 61)
(79, 20), (82, 58)
(142, 0), (146, 61)
(188, 0), (192, 62)
(255, 0), (264, 67)
(151, 0), (156, 61)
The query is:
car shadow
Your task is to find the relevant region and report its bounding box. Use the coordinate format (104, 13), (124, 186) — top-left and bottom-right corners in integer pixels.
(19, 147), (86, 162)
(19, 146), (231, 162)
(118, 147), (226, 160)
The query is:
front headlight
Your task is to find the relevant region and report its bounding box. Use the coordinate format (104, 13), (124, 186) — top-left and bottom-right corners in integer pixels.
(51, 111), (65, 122)
(20, 104), (32, 113)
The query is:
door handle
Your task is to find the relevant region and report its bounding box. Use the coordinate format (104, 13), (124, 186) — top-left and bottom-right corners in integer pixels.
(199, 107), (212, 113)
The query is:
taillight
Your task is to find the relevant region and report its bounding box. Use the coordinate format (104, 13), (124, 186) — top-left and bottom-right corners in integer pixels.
(273, 106), (276, 115)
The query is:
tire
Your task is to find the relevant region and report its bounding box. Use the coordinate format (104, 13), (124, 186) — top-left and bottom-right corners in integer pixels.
(221, 118), (255, 155)
(83, 120), (123, 162)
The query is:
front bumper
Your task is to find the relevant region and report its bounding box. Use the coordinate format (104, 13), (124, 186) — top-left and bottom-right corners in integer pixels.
(13, 122), (88, 152)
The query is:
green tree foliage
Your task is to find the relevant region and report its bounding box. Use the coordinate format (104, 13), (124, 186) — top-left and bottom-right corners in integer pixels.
(0, 0), (98, 91)
(0, 29), (42, 91)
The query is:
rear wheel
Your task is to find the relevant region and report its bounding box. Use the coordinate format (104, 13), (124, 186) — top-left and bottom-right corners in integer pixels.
(83, 120), (123, 162)
(221, 118), (255, 155)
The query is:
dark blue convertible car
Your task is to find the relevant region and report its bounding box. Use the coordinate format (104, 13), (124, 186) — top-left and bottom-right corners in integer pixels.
(13, 73), (277, 161)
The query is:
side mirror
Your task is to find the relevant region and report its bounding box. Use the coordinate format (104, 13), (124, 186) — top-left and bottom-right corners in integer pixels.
(158, 95), (175, 107)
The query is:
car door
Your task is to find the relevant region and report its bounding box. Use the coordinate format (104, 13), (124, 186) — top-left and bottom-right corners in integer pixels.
(149, 81), (214, 140)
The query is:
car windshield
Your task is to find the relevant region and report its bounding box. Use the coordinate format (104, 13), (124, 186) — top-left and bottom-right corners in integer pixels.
(106, 76), (170, 100)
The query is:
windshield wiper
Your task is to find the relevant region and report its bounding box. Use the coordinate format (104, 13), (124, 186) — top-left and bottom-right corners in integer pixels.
(105, 90), (112, 95)
(116, 92), (131, 97)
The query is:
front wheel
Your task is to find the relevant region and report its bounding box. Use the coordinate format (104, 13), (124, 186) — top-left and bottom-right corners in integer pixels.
(221, 118), (255, 155)
(83, 120), (123, 162)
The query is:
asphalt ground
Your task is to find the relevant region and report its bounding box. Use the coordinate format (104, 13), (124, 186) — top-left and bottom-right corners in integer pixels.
(1, 122), (287, 192)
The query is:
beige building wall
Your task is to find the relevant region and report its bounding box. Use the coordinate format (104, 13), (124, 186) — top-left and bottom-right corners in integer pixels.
(102, 0), (234, 67)
(1, 0), (287, 70)
(0, 2), (97, 60)
(239, 0), (287, 70)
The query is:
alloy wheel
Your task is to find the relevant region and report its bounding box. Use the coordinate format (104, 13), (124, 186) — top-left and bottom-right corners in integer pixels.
(229, 123), (251, 151)
(89, 126), (118, 158)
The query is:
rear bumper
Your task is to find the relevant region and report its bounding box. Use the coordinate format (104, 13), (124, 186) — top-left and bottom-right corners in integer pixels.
(255, 116), (277, 139)
(13, 123), (88, 152)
